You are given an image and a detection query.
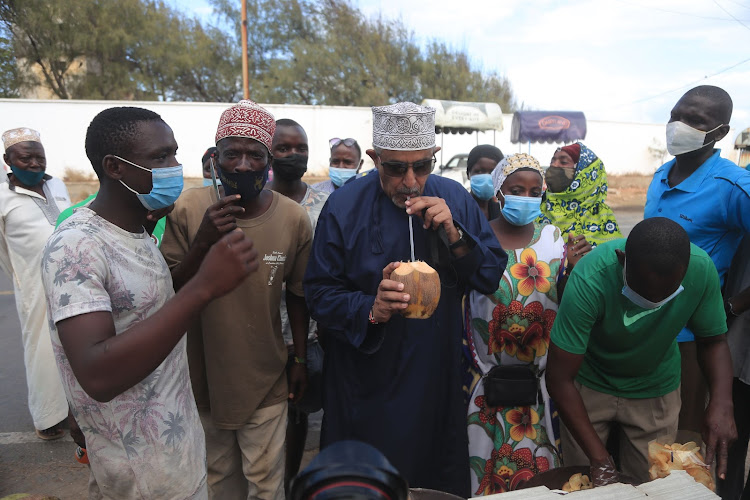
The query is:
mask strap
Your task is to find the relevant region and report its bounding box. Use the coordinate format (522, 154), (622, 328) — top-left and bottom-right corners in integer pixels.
(119, 179), (143, 196)
(704, 123), (726, 145)
(113, 155), (152, 173)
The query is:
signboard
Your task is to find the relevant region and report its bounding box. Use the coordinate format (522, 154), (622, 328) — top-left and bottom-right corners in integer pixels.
(510, 111), (587, 144)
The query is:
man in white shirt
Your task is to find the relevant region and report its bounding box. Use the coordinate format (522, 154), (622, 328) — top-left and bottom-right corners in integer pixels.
(0, 127), (70, 440)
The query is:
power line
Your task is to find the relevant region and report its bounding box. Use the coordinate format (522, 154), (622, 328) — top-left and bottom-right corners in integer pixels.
(711, 0), (750, 31)
(722, 0), (750, 10)
(615, 56), (750, 108)
(613, 0), (750, 21)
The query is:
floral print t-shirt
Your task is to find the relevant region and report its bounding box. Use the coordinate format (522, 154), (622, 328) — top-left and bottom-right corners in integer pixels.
(465, 222), (564, 495)
(41, 208), (206, 499)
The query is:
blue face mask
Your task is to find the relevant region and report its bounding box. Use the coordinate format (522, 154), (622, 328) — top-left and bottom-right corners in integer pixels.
(329, 166), (357, 187)
(203, 178), (221, 187)
(470, 174), (495, 200)
(622, 262), (684, 309)
(500, 194), (542, 226)
(10, 164), (45, 187)
(115, 155), (184, 211)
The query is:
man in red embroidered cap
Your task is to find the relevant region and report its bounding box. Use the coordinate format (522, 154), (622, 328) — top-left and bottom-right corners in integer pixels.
(161, 100), (313, 499)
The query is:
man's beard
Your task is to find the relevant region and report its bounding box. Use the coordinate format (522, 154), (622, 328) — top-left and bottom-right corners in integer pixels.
(391, 186), (421, 208)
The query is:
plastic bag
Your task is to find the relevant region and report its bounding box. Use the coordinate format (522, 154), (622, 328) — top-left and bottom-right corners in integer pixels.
(647, 440), (715, 491)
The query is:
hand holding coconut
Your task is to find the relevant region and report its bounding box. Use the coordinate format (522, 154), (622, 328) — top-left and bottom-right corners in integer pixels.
(372, 262), (412, 323)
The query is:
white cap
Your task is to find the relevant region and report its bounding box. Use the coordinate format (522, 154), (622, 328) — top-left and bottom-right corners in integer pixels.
(2, 127), (41, 151)
(372, 102), (436, 151)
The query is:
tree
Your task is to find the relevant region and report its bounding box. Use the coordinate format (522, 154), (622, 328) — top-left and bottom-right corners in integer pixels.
(1, 0), (516, 109)
(0, 24), (20, 97)
(215, 0), (516, 109)
(0, 0), (243, 101)
(418, 42), (515, 109)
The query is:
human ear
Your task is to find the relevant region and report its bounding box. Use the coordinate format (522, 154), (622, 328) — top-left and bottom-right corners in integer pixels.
(715, 124), (731, 143)
(365, 149), (379, 164)
(101, 155), (125, 181)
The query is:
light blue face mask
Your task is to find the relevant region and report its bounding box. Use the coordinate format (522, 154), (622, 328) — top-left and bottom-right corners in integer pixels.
(500, 194), (542, 226)
(470, 174), (495, 200)
(621, 262), (684, 309)
(115, 155), (184, 211)
(329, 166), (357, 187)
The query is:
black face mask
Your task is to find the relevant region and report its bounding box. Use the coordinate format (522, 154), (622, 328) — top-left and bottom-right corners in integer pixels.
(218, 165), (269, 200)
(272, 154), (308, 181)
(545, 166), (576, 193)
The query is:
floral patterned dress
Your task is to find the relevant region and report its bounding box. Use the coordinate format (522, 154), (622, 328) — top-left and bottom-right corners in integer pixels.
(466, 222), (564, 495)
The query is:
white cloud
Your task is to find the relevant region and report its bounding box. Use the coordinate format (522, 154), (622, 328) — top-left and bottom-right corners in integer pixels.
(356, 0), (750, 127)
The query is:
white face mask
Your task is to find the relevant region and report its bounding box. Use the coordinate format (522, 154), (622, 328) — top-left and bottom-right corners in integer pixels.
(621, 262), (684, 310)
(666, 121), (724, 156)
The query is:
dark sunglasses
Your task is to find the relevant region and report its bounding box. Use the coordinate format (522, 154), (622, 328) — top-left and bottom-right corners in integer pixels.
(329, 137), (357, 148)
(379, 155), (436, 177)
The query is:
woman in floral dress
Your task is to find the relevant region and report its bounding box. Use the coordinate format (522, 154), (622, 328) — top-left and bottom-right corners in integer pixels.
(466, 153), (591, 495)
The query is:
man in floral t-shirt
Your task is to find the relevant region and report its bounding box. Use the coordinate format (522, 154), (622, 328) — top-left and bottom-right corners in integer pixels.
(41, 106), (258, 499)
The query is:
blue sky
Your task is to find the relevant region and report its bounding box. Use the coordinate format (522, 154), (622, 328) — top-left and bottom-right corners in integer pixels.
(174, 0), (750, 134)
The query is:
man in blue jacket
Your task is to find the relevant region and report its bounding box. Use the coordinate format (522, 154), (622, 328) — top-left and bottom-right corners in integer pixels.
(303, 102), (507, 497)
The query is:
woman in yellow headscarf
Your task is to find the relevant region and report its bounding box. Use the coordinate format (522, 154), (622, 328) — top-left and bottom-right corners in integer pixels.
(540, 142), (622, 246)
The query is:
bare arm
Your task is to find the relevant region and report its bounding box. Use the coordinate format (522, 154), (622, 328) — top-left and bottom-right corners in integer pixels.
(726, 285), (750, 316)
(58, 230), (257, 402)
(547, 343), (610, 464)
(696, 334), (737, 479)
(286, 290), (309, 402)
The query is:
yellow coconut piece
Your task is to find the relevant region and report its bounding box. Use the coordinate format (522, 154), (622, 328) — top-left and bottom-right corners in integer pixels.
(391, 261), (441, 319)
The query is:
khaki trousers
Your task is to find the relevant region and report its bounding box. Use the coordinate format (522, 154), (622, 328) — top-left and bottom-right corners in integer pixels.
(560, 381), (681, 483)
(200, 401), (287, 500)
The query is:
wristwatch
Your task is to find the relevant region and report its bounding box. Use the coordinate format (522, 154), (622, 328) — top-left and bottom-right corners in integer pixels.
(726, 298), (739, 317)
(449, 226), (467, 250)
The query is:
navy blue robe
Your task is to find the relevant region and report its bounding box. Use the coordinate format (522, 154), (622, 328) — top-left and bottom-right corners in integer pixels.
(303, 172), (507, 497)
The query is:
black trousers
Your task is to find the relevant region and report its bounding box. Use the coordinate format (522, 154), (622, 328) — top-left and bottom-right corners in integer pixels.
(719, 378), (750, 500)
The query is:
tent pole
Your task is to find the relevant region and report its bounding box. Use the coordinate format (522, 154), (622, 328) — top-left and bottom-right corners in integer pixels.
(493, 130), (496, 146)
(440, 133), (444, 167)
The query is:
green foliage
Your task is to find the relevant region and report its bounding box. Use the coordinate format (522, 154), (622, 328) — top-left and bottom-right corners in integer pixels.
(0, 0), (516, 109)
(0, 25), (19, 97)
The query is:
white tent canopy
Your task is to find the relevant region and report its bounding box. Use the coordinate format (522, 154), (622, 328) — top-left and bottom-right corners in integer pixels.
(421, 99), (503, 134)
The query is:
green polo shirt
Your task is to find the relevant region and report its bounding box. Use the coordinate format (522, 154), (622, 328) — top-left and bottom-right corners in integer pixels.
(551, 239), (726, 398)
(56, 193), (166, 247)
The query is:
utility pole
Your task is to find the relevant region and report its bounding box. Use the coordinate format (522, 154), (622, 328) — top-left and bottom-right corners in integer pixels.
(241, 0), (249, 99)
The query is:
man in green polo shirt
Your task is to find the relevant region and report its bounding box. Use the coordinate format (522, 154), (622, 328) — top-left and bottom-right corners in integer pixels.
(547, 217), (736, 486)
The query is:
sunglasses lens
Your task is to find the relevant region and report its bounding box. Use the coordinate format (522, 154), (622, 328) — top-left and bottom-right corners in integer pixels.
(381, 157), (435, 177)
(343, 138), (356, 147)
(382, 163), (406, 177)
(413, 158), (435, 176)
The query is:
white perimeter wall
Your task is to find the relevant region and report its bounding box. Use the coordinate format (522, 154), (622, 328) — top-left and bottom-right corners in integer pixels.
(0, 98), (740, 178)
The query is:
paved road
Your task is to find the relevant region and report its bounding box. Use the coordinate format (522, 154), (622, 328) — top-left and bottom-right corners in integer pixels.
(0, 272), (90, 498)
